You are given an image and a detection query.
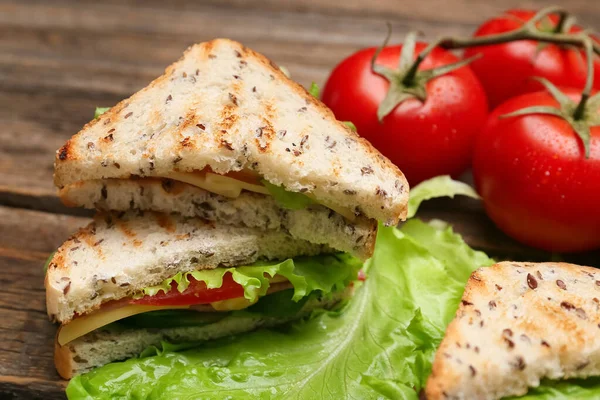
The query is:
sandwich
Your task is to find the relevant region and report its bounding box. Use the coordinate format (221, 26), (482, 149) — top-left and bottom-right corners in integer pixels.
(47, 211), (360, 378)
(54, 38), (409, 260)
(47, 39), (409, 379)
(426, 261), (600, 400)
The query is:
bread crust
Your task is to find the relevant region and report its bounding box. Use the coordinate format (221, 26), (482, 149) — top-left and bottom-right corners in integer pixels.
(54, 333), (75, 379)
(426, 261), (600, 400)
(53, 38), (408, 225)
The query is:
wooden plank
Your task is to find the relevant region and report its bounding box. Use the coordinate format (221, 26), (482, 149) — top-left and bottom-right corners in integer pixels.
(0, 206), (89, 398)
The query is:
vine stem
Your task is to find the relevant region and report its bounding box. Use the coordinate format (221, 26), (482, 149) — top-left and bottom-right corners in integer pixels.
(402, 6), (600, 87)
(553, 9), (569, 33)
(573, 38), (594, 120)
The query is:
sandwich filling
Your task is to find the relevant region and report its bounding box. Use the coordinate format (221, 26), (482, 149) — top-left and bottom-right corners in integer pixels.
(57, 253), (362, 346)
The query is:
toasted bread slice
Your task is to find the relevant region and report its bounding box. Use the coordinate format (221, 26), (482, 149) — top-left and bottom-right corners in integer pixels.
(53, 38), (408, 225)
(55, 289), (350, 379)
(45, 211), (332, 324)
(58, 178), (377, 260)
(426, 261), (600, 400)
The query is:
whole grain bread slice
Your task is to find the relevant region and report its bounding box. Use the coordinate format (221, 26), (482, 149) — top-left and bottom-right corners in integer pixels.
(425, 261), (600, 400)
(55, 289), (350, 379)
(59, 178), (377, 259)
(53, 38), (408, 225)
(45, 211), (332, 324)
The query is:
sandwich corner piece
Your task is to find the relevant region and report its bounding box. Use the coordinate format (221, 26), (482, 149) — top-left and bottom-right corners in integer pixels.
(425, 261), (600, 400)
(47, 39), (409, 379)
(53, 38), (409, 261)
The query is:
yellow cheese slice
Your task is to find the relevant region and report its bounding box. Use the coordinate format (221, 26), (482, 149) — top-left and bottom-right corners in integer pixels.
(210, 297), (258, 311)
(58, 304), (189, 346)
(205, 173), (270, 195)
(166, 171), (240, 198)
(164, 172), (269, 198)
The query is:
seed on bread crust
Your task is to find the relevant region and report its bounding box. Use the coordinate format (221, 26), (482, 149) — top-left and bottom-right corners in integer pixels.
(526, 273), (538, 289)
(361, 166), (374, 175)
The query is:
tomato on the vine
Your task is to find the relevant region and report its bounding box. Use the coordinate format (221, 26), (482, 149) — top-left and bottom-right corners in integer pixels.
(322, 42), (488, 185)
(464, 9), (600, 109)
(473, 89), (600, 253)
(130, 272), (244, 306)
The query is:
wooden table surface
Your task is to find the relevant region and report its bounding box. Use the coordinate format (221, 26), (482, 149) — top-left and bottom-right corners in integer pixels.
(1, 0), (599, 398)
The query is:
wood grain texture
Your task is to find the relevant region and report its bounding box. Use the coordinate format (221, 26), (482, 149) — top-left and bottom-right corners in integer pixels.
(0, 206), (89, 399)
(0, 0), (599, 397)
(1, 0), (597, 202)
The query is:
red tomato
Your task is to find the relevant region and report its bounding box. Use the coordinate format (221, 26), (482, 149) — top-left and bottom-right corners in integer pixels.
(322, 43), (488, 185)
(473, 89), (600, 252)
(464, 9), (600, 109)
(130, 272), (244, 306)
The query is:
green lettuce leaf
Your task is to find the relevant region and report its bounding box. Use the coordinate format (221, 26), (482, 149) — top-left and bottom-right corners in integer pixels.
(407, 175), (480, 219)
(261, 180), (316, 210)
(94, 107), (110, 119)
(66, 220), (493, 399)
(309, 82), (320, 98)
(244, 288), (312, 317)
(139, 254), (361, 303)
(43, 251), (55, 274)
(506, 378), (600, 399)
(343, 120), (357, 132)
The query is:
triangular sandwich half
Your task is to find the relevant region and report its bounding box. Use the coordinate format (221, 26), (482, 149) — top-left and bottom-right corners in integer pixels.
(54, 39), (409, 260)
(426, 261), (600, 400)
(47, 211), (361, 379)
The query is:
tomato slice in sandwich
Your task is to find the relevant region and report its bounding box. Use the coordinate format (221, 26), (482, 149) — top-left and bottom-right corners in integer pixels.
(130, 272), (244, 306)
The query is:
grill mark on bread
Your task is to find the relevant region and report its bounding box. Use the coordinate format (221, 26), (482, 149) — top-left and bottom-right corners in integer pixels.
(256, 99), (276, 152)
(216, 101), (238, 146)
(80, 227), (103, 257)
(178, 110), (202, 150)
(155, 214), (176, 233)
(115, 220), (136, 238)
(203, 40), (215, 56)
(180, 137), (193, 148)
